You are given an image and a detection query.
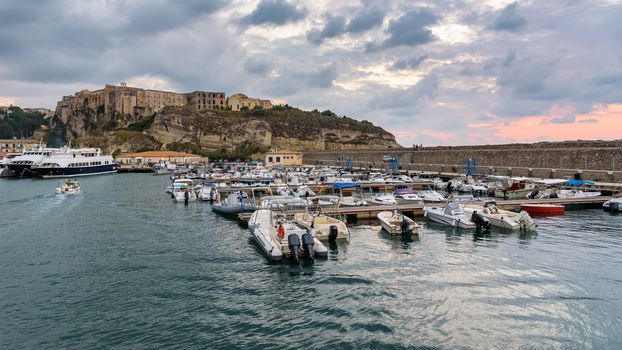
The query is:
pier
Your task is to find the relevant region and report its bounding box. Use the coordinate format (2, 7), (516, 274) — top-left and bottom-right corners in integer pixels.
(236, 196), (611, 224)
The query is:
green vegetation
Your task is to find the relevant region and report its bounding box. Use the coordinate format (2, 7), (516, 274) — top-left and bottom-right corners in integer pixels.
(125, 114), (155, 132)
(0, 107), (46, 138)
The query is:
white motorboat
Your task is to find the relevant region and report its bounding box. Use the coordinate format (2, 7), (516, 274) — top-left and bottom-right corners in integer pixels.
(248, 198), (328, 262)
(212, 191), (255, 214)
(377, 210), (422, 235)
(366, 193), (397, 205)
(333, 182), (367, 207)
(294, 212), (349, 242)
(307, 195), (341, 208)
(418, 189), (446, 203)
(461, 202), (536, 230)
(55, 180), (81, 195)
(494, 177), (537, 199)
(603, 198), (622, 211)
(171, 179), (197, 202)
(424, 201), (490, 229)
(393, 188), (423, 205)
(293, 185), (315, 198)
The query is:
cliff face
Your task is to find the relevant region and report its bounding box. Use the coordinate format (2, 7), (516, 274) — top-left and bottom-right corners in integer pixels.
(65, 105), (400, 156)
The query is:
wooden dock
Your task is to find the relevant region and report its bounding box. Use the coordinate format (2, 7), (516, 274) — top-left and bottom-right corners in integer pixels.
(236, 196), (611, 224)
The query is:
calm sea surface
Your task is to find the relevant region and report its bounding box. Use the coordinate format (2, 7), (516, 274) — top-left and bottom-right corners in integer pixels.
(1, 174), (621, 349)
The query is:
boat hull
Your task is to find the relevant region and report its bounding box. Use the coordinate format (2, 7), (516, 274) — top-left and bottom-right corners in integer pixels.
(520, 204), (564, 216)
(424, 208), (476, 229)
(32, 164), (118, 178)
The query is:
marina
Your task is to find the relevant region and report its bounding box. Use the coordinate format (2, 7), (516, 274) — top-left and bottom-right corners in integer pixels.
(2, 173), (622, 349)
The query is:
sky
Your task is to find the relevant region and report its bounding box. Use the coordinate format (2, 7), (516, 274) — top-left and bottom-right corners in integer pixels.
(1, 0), (622, 146)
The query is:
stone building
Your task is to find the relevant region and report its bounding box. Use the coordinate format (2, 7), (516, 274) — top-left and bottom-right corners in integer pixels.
(55, 84), (226, 123)
(0, 138), (40, 153)
(227, 93), (272, 111)
(265, 151), (302, 166)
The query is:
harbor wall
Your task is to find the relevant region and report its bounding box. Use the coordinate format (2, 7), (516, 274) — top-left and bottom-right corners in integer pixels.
(302, 140), (622, 182)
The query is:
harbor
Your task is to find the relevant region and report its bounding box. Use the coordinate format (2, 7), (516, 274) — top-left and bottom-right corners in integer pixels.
(2, 173), (622, 349)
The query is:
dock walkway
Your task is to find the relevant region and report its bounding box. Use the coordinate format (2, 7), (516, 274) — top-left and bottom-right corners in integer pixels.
(236, 196), (611, 223)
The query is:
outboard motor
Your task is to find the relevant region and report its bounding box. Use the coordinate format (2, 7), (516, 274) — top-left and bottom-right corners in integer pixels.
(446, 181), (453, 193)
(400, 218), (411, 234)
(328, 225), (338, 242)
(610, 202), (621, 211)
(548, 192), (558, 199)
(301, 233), (315, 263)
(527, 189), (539, 199)
(287, 234), (301, 264)
(184, 190), (189, 205)
(471, 211), (491, 230)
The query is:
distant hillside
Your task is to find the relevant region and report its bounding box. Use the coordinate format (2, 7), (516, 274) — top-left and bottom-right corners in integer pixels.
(50, 102), (401, 159)
(0, 107), (47, 139)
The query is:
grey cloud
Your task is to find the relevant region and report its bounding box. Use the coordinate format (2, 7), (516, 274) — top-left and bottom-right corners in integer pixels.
(264, 65), (338, 96)
(346, 8), (385, 33)
(391, 55), (428, 70)
(374, 73), (439, 109)
(366, 8), (438, 52)
(239, 0), (305, 27)
(307, 15), (346, 45)
(549, 115), (576, 124)
(244, 58), (271, 74)
(491, 2), (526, 32)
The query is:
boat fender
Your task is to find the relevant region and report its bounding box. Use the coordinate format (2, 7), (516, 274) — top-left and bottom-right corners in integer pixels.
(301, 233), (315, 262)
(329, 225), (338, 242)
(287, 234), (301, 264)
(278, 224), (285, 239)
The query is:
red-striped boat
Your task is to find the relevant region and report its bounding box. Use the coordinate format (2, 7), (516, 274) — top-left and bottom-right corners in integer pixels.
(520, 203), (565, 217)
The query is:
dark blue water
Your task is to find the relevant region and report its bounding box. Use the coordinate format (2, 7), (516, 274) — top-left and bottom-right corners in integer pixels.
(1, 174), (621, 349)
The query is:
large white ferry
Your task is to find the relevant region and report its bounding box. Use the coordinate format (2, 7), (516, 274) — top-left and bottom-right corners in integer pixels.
(30, 147), (117, 178)
(5, 146), (62, 177)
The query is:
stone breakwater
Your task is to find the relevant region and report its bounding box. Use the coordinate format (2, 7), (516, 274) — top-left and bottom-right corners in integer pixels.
(303, 140), (622, 182)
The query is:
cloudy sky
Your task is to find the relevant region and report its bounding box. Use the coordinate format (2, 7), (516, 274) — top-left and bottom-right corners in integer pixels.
(1, 0), (622, 146)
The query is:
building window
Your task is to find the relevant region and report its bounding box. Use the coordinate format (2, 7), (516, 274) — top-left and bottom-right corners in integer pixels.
(268, 157), (273, 162)
(276, 157), (281, 162)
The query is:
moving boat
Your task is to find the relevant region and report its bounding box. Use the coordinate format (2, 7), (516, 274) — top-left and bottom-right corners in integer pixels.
(424, 201), (491, 229)
(248, 198), (328, 262)
(377, 210), (422, 235)
(461, 202), (536, 230)
(520, 203), (564, 216)
(603, 198), (622, 211)
(55, 180), (81, 195)
(30, 147), (116, 178)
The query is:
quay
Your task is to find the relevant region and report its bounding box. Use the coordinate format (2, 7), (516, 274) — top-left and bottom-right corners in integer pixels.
(236, 196), (611, 224)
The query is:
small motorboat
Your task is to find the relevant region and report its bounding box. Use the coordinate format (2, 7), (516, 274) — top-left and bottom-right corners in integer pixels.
(56, 180), (81, 195)
(249, 198), (328, 262)
(366, 193), (397, 205)
(377, 210), (422, 235)
(603, 198), (622, 211)
(294, 212), (350, 242)
(393, 188), (423, 205)
(424, 201), (490, 229)
(520, 203), (564, 216)
(462, 202), (536, 230)
(418, 189), (446, 203)
(212, 191), (255, 214)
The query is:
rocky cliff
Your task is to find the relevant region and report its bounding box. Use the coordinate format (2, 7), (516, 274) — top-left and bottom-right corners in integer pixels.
(64, 105), (400, 157)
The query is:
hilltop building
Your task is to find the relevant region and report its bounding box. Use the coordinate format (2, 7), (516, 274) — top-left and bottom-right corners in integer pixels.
(227, 93), (272, 111)
(0, 138), (40, 153)
(56, 83), (226, 122)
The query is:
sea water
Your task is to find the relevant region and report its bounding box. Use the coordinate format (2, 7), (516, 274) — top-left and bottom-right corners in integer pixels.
(1, 174), (621, 349)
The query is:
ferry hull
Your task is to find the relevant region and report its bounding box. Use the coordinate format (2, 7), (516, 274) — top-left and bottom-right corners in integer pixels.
(32, 164), (118, 178)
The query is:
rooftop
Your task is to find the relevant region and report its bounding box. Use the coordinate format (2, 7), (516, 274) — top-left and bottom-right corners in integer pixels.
(117, 151), (201, 158)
